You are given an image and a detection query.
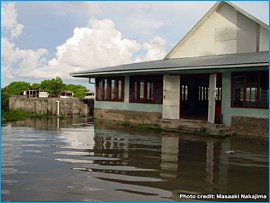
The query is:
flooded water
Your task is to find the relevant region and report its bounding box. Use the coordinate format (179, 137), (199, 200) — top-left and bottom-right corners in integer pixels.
(1, 117), (269, 202)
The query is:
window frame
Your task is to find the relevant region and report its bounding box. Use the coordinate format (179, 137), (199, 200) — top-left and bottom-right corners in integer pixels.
(231, 71), (268, 109)
(129, 75), (163, 104)
(95, 76), (125, 102)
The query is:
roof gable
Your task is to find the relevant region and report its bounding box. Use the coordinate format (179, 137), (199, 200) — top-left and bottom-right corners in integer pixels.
(165, 1), (269, 59)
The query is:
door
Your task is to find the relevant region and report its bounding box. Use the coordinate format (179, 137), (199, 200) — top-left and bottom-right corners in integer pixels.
(163, 75), (180, 119)
(208, 74), (217, 124)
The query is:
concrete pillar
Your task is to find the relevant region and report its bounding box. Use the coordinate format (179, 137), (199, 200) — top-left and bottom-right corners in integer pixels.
(56, 101), (60, 116)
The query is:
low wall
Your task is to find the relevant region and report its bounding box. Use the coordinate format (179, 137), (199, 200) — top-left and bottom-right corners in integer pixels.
(9, 96), (94, 116)
(94, 108), (162, 124)
(231, 116), (269, 137)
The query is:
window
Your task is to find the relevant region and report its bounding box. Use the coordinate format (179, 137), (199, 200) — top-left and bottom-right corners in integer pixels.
(232, 71), (268, 108)
(198, 86), (208, 101)
(130, 75), (163, 104)
(96, 77), (125, 102)
(182, 85), (188, 101)
(216, 87), (222, 101)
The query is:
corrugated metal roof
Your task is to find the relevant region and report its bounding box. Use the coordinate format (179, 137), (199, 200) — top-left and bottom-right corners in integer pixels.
(70, 51), (269, 77)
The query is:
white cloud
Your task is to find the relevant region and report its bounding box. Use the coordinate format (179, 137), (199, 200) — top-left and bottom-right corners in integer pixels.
(2, 17), (167, 81)
(1, 37), (48, 79)
(1, 2), (167, 82)
(1, 2), (24, 39)
(2, 18), (156, 80)
(141, 37), (166, 61)
(100, 1), (216, 41)
(32, 18), (141, 80)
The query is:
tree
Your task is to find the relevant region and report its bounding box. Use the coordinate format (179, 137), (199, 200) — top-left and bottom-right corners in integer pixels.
(1, 92), (10, 111)
(30, 83), (41, 89)
(66, 84), (89, 98)
(40, 79), (53, 93)
(51, 76), (66, 96)
(2, 81), (30, 111)
(41, 76), (65, 96)
(5, 81), (30, 96)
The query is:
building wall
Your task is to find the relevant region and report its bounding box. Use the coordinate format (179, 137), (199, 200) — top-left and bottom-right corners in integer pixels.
(168, 3), (269, 59)
(95, 70), (269, 129)
(94, 75), (163, 113)
(259, 26), (269, 51)
(221, 69), (269, 127)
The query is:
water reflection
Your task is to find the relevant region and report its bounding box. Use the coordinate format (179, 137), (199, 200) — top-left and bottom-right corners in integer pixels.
(1, 117), (269, 202)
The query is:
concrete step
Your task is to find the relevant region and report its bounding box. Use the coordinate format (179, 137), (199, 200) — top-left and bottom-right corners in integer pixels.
(158, 119), (233, 137)
(214, 124), (226, 129)
(224, 131), (236, 136)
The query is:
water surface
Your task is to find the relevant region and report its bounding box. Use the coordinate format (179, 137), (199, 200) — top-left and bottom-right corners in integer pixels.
(1, 117), (269, 201)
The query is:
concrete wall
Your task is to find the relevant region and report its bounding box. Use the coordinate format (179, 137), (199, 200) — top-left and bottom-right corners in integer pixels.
(94, 108), (162, 124)
(231, 116), (268, 137)
(9, 96), (94, 116)
(168, 3), (269, 59)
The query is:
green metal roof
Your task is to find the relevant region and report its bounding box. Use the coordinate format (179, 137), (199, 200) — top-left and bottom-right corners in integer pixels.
(70, 51), (269, 78)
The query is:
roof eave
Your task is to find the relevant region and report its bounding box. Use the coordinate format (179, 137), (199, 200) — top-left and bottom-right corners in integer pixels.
(70, 62), (269, 78)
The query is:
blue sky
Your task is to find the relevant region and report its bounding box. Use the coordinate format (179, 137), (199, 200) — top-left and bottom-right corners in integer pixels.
(1, 1), (269, 90)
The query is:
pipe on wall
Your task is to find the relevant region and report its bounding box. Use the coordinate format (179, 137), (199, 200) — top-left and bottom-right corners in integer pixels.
(56, 101), (60, 116)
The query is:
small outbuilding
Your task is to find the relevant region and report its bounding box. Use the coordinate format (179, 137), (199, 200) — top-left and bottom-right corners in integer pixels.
(59, 91), (74, 98)
(23, 89), (48, 98)
(84, 91), (95, 99)
(70, 1), (269, 135)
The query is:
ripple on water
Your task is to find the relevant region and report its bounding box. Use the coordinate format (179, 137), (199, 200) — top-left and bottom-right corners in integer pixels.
(1, 118), (269, 202)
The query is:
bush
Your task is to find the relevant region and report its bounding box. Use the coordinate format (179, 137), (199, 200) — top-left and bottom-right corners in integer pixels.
(1, 109), (50, 123)
(1, 92), (10, 112)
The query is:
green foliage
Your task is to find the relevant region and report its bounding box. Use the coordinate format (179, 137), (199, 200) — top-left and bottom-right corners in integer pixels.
(39, 76), (88, 98)
(66, 84), (89, 98)
(1, 81), (30, 111)
(135, 124), (151, 130)
(1, 109), (30, 122)
(29, 114), (50, 119)
(152, 126), (163, 133)
(121, 122), (132, 127)
(40, 79), (52, 92)
(51, 76), (66, 96)
(1, 92), (10, 111)
(5, 81), (30, 96)
(40, 76), (66, 96)
(58, 115), (68, 119)
(1, 109), (50, 123)
(30, 83), (41, 89)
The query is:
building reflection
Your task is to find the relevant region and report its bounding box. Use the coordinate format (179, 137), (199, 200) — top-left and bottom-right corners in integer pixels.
(160, 136), (179, 178)
(92, 121), (232, 198)
(8, 118), (268, 201)
(159, 135), (231, 196)
(11, 115), (93, 131)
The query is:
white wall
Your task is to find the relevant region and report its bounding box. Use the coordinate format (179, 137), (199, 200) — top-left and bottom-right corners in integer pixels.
(168, 3), (268, 59)
(236, 12), (256, 53)
(260, 26), (269, 51)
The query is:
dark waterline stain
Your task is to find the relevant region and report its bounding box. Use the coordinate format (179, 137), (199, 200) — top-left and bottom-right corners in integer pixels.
(1, 116), (269, 202)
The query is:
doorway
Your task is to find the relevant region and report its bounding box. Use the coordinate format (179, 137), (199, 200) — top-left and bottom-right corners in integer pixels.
(180, 74), (222, 123)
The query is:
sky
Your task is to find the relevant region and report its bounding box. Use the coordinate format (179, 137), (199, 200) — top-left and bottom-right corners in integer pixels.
(1, 1), (269, 90)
